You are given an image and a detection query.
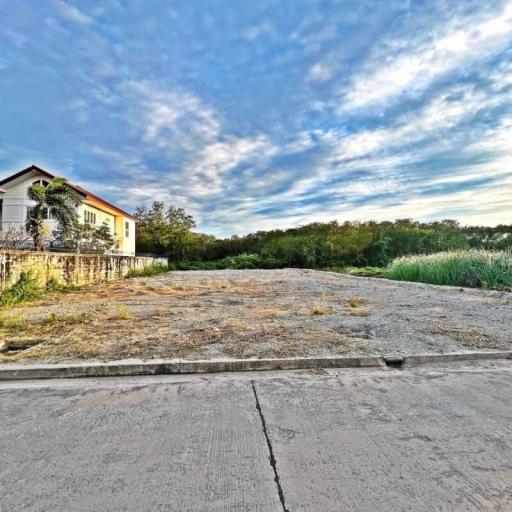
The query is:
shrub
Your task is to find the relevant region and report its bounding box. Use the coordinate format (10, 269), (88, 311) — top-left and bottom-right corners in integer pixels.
(0, 273), (44, 307)
(167, 254), (281, 271)
(126, 264), (170, 278)
(387, 250), (512, 289)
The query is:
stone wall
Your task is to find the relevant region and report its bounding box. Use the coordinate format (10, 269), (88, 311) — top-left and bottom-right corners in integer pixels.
(0, 250), (168, 290)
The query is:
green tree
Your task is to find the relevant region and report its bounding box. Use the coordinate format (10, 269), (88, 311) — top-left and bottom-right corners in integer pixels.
(26, 177), (81, 251)
(54, 220), (116, 254)
(135, 202), (197, 260)
(166, 205), (196, 261)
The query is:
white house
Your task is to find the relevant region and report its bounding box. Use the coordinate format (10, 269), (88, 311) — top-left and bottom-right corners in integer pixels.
(0, 165), (136, 256)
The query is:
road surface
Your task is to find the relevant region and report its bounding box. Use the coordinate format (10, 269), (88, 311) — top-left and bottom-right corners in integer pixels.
(1, 361), (512, 511)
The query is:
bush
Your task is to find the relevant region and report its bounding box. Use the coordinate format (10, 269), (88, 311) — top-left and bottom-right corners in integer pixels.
(387, 250), (512, 289)
(126, 264), (170, 278)
(0, 273), (44, 307)
(167, 254), (281, 271)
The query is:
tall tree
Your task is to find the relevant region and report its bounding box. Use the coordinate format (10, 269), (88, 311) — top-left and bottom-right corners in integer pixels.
(135, 201), (197, 259)
(26, 177), (81, 251)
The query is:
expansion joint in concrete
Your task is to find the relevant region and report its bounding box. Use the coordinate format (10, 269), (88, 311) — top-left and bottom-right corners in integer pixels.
(251, 380), (290, 512)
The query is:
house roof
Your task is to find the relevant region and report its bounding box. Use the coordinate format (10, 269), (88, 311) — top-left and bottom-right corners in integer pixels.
(0, 165), (138, 221)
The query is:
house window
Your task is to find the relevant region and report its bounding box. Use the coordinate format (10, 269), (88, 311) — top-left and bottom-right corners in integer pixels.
(26, 206), (55, 220)
(125, 221), (129, 238)
(84, 210), (96, 224)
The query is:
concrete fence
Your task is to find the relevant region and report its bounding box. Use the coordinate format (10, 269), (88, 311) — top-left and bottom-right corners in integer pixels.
(0, 250), (168, 290)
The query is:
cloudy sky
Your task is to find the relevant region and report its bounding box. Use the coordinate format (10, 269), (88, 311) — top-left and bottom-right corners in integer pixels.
(0, 0), (511, 236)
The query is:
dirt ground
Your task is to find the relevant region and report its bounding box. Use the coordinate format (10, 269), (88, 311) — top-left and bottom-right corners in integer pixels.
(1, 269), (511, 363)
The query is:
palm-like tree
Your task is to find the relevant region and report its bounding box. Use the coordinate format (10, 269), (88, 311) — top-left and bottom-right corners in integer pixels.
(26, 177), (81, 251)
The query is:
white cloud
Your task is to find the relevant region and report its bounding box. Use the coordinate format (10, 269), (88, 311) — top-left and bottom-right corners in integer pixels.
(124, 80), (220, 151)
(53, 0), (93, 24)
(343, 2), (512, 109)
(244, 21), (274, 40)
(307, 62), (333, 82)
(182, 135), (277, 196)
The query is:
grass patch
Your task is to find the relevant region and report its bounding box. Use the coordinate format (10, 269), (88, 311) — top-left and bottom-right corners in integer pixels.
(126, 263), (170, 278)
(0, 274), (82, 309)
(341, 266), (388, 278)
(387, 250), (512, 290)
(0, 273), (44, 307)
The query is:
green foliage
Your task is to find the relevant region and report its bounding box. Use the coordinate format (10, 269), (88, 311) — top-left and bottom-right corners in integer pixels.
(135, 201), (205, 260)
(54, 220), (116, 254)
(0, 273), (44, 307)
(126, 264), (170, 278)
(339, 266), (388, 278)
(134, 207), (512, 272)
(166, 254), (280, 271)
(26, 177), (81, 251)
(387, 250), (512, 290)
(201, 219), (512, 269)
(0, 275), (82, 308)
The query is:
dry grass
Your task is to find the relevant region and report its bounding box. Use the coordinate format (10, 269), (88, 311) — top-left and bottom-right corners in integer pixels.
(347, 297), (367, 308)
(1, 269), (506, 364)
(348, 309), (370, 317)
(345, 297), (370, 317)
(311, 305), (329, 315)
(113, 306), (134, 320)
(429, 324), (508, 350)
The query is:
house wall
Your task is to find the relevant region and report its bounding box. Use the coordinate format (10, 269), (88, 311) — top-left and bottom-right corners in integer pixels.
(82, 198), (136, 256)
(0, 250), (168, 291)
(1, 175), (40, 230)
(78, 203), (116, 230)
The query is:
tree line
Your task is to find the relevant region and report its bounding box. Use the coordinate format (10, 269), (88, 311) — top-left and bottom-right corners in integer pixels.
(135, 201), (512, 268)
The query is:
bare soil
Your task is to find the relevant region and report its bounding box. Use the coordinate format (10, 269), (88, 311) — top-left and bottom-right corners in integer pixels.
(1, 269), (511, 363)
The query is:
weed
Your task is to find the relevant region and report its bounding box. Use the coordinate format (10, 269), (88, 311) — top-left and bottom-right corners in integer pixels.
(113, 305), (133, 320)
(311, 305), (329, 315)
(0, 273), (44, 307)
(347, 298), (366, 308)
(42, 311), (92, 325)
(0, 312), (22, 328)
(46, 278), (64, 292)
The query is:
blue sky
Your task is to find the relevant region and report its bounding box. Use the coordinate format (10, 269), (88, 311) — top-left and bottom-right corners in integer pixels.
(0, 0), (511, 236)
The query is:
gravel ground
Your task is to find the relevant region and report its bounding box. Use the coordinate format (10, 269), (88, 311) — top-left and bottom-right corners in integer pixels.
(1, 268), (511, 363)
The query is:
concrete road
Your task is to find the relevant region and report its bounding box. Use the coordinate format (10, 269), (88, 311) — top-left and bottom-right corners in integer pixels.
(1, 362), (512, 512)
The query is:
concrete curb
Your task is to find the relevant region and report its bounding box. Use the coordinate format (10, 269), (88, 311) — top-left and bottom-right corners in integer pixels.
(0, 351), (511, 380)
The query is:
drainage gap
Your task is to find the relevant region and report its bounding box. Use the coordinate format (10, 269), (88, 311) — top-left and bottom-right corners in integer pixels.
(384, 356), (405, 368)
(251, 380), (290, 512)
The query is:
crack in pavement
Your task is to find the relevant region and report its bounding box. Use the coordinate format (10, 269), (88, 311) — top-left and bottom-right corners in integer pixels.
(251, 380), (290, 512)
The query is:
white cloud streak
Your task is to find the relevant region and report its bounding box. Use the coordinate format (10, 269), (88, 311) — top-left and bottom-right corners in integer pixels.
(343, 2), (512, 109)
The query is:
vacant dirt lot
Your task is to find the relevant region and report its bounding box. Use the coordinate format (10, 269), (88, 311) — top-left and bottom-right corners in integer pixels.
(1, 269), (511, 363)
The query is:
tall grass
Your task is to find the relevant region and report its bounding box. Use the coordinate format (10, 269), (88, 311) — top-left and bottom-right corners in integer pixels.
(387, 250), (512, 289)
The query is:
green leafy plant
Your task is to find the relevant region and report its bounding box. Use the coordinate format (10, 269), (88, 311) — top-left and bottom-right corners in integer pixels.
(0, 273), (44, 307)
(54, 220), (116, 254)
(26, 177), (81, 251)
